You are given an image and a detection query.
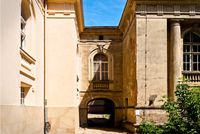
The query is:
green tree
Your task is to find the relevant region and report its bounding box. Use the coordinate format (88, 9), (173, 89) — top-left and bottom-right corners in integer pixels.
(139, 83), (200, 134)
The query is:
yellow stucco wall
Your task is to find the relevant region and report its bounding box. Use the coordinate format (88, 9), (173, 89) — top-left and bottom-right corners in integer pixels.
(45, 2), (80, 133)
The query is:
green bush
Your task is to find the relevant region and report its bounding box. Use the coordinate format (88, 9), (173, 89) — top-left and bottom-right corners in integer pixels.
(139, 122), (164, 134)
(139, 83), (200, 134)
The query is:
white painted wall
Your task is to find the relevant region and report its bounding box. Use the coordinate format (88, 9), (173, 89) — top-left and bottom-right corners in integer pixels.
(23, 0), (44, 107)
(0, 0), (2, 106)
(1, 0), (21, 105)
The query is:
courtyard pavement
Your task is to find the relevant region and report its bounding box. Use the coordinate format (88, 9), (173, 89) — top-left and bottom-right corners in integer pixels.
(78, 127), (130, 134)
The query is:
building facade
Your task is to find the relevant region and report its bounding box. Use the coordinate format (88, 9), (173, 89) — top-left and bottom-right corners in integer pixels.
(0, 0), (200, 134)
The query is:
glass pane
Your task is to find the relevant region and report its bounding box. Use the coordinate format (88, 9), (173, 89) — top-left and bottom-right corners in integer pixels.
(94, 72), (100, 81)
(94, 53), (108, 61)
(94, 54), (101, 61)
(183, 55), (190, 62)
(186, 63), (190, 71)
(193, 63), (197, 71)
(183, 45), (190, 52)
(198, 45), (200, 52)
(102, 72), (108, 80)
(102, 73), (105, 80)
(102, 63), (108, 72)
(184, 32), (190, 42)
(193, 45), (198, 52)
(94, 63), (100, 72)
(102, 63), (105, 71)
(183, 63), (187, 71)
(198, 63), (200, 71)
(105, 64), (108, 71)
(101, 55), (108, 61)
(192, 32), (200, 42)
(193, 55), (198, 62)
(198, 55), (200, 62)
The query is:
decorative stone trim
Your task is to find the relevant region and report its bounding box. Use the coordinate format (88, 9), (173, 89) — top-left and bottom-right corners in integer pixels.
(47, 10), (75, 15)
(136, 4), (200, 16)
(20, 49), (36, 64)
(78, 40), (112, 45)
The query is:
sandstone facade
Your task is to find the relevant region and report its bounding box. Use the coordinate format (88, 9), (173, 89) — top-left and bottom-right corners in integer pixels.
(0, 0), (200, 133)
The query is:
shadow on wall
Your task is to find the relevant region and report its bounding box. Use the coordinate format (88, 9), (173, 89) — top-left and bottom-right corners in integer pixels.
(21, 0), (36, 21)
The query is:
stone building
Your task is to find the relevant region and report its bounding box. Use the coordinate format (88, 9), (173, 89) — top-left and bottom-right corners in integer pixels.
(0, 0), (200, 134)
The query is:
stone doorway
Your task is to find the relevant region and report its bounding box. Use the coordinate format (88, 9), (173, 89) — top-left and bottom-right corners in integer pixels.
(87, 98), (115, 127)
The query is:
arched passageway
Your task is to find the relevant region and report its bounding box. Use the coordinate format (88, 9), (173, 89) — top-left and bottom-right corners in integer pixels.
(87, 98), (115, 127)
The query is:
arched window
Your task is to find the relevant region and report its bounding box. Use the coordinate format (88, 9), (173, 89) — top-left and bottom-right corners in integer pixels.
(183, 31), (200, 72)
(93, 53), (108, 81)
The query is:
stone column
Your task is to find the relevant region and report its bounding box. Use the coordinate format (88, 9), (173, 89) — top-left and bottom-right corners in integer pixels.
(169, 20), (183, 100)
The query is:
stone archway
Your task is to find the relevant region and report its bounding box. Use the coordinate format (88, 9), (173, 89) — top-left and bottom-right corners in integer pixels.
(87, 98), (115, 127)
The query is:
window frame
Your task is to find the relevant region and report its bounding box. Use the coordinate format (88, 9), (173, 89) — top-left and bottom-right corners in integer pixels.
(88, 49), (113, 82)
(93, 53), (109, 81)
(20, 87), (25, 105)
(183, 31), (200, 72)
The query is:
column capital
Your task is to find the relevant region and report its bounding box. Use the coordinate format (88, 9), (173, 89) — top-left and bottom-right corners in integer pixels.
(170, 19), (183, 27)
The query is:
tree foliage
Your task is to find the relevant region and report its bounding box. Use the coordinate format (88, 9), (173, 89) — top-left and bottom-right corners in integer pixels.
(139, 83), (200, 134)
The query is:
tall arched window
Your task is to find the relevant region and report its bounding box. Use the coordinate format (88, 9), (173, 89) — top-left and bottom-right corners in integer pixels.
(183, 31), (200, 72)
(93, 53), (108, 81)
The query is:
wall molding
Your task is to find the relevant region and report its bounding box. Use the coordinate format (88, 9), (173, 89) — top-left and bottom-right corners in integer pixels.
(136, 4), (200, 16)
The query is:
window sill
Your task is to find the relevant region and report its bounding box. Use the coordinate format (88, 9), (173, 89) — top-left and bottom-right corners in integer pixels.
(89, 80), (113, 90)
(182, 71), (200, 74)
(20, 48), (36, 64)
(89, 80), (113, 83)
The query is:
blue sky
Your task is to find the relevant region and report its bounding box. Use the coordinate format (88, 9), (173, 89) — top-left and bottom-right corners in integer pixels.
(83, 0), (126, 26)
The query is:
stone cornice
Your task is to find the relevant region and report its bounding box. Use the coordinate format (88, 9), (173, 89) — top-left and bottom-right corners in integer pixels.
(74, 0), (84, 33)
(47, 0), (75, 3)
(81, 27), (122, 36)
(135, 0), (200, 5)
(47, 0), (84, 33)
(78, 40), (112, 46)
(136, 4), (200, 16)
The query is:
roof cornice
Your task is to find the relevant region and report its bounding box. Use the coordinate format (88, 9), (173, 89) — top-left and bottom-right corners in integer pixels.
(135, 0), (200, 4)
(47, 0), (84, 33)
(75, 0), (84, 33)
(47, 0), (75, 3)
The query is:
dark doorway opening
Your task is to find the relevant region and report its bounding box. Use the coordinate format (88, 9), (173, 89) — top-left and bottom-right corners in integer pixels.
(87, 98), (115, 127)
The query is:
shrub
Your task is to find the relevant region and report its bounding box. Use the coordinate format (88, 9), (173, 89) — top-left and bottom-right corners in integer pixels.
(139, 83), (200, 134)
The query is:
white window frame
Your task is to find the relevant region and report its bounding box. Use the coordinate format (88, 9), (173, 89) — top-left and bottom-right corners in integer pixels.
(183, 31), (200, 72)
(93, 53), (109, 81)
(89, 49), (113, 81)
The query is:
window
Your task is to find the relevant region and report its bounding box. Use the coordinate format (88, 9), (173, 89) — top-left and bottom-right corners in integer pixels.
(93, 53), (108, 81)
(183, 31), (200, 72)
(20, 85), (30, 105)
(20, 87), (25, 105)
(99, 35), (104, 40)
(21, 16), (26, 49)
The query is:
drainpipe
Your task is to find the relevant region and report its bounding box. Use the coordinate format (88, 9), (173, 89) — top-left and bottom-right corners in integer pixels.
(43, 0), (50, 134)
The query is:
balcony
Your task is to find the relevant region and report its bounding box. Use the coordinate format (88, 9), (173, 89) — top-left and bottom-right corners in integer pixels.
(182, 71), (200, 82)
(93, 81), (109, 89)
